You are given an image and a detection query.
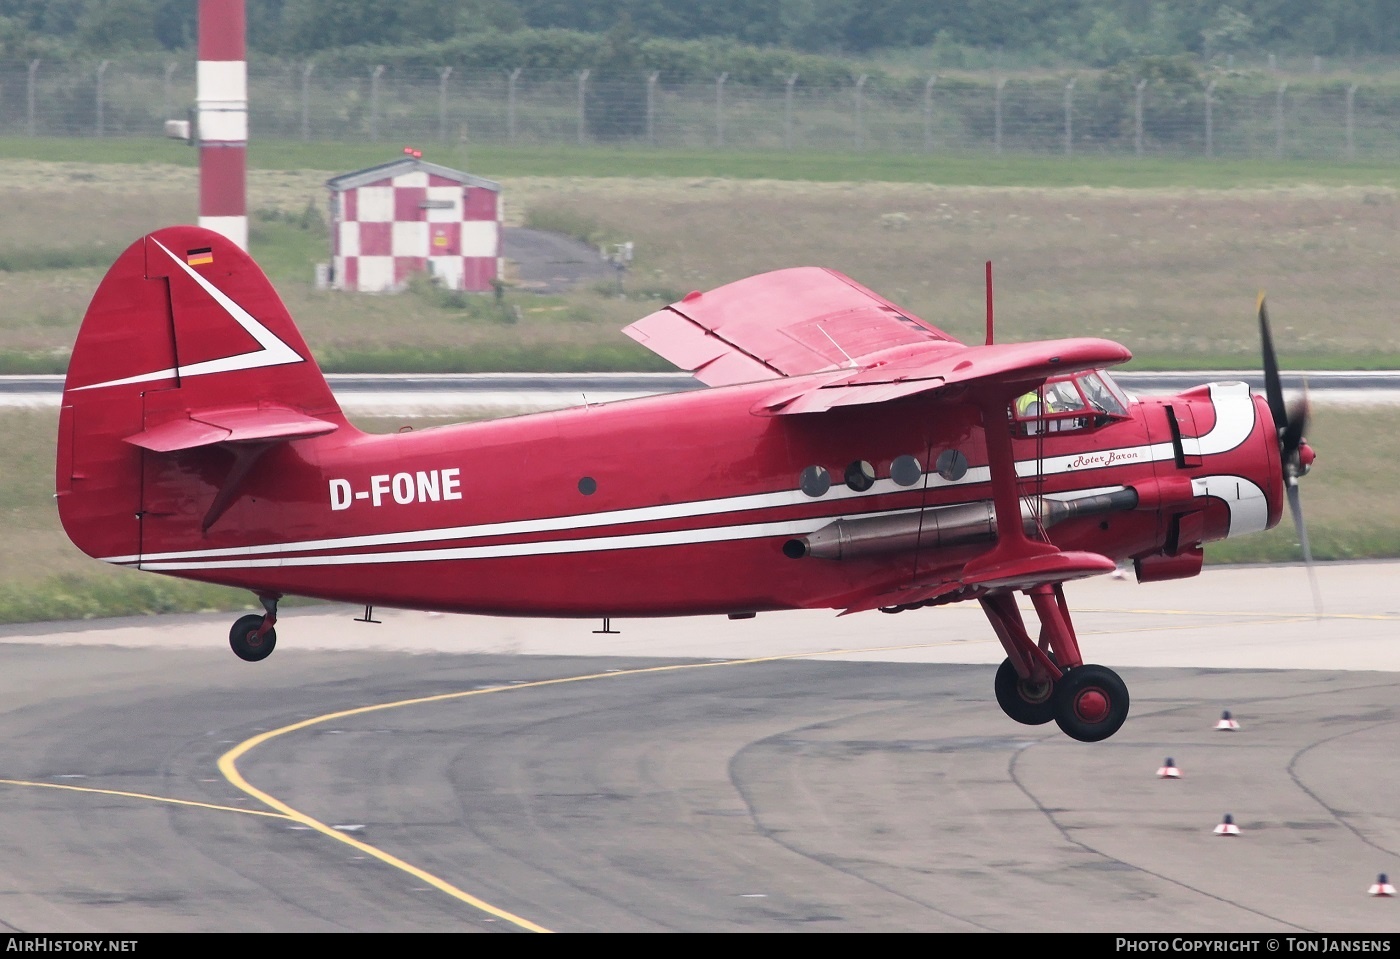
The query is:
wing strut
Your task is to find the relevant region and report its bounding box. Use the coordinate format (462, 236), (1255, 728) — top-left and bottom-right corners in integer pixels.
(964, 385), (1059, 576)
(961, 385), (1115, 693)
(985, 260), (994, 346)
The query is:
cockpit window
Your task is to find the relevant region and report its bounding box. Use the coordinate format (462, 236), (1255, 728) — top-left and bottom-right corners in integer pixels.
(1080, 372), (1128, 416)
(1045, 379), (1087, 413)
(1014, 372), (1129, 436)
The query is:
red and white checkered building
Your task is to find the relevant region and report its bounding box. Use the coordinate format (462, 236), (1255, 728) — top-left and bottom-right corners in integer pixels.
(327, 158), (502, 293)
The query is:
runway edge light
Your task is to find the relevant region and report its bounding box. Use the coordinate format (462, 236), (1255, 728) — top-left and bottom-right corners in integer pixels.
(1157, 757), (1181, 779)
(1215, 710), (1240, 730)
(1214, 814), (1240, 836)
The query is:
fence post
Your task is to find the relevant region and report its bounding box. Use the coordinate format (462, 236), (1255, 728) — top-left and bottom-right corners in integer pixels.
(163, 62), (178, 122)
(1064, 77), (1076, 157)
(577, 69), (589, 145)
(854, 74), (868, 150)
(994, 77), (1006, 155)
(646, 71), (659, 146)
(1134, 78), (1146, 157)
(1275, 82), (1287, 159)
(438, 66), (452, 142)
(1346, 83), (1358, 161)
(1204, 80), (1216, 157)
(923, 75), (936, 153)
(784, 73), (797, 150)
(507, 67), (520, 143)
(369, 64), (384, 142)
(715, 72), (727, 148)
(26, 59), (38, 137)
(96, 60), (110, 137)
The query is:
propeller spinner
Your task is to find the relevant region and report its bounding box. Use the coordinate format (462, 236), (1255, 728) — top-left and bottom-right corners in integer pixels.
(1258, 295), (1320, 609)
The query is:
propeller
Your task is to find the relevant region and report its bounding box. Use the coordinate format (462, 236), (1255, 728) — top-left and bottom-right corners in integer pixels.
(1258, 294), (1321, 614)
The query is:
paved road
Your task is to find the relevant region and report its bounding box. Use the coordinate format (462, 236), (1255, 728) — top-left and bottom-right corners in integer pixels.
(4, 371), (1395, 414)
(0, 562), (1396, 932)
(501, 227), (614, 295)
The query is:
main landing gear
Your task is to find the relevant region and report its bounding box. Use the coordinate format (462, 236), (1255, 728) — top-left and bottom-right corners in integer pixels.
(229, 594), (279, 662)
(982, 584), (1129, 742)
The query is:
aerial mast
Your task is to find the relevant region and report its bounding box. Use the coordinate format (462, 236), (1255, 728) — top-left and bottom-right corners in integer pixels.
(197, 0), (248, 251)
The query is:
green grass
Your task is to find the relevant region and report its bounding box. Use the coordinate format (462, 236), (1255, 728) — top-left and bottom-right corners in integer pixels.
(1208, 526), (1400, 566)
(6, 139), (1400, 378)
(6, 136), (1400, 190)
(248, 203), (331, 284)
(316, 342), (672, 374)
(0, 246), (125, 272)
(0, 571), (261, 625)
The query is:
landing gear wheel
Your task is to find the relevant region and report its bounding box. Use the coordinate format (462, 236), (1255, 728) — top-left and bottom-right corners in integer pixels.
(994, 656), (1056, 725)
(1053, 664), (1129, 742)
(230, 613), (277, 662)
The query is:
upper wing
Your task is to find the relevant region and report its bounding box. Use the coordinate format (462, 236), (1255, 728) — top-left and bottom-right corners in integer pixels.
(623, 266), (1131, 410)
(622, 267), (959, 386)
(759, 338), (1132, 414)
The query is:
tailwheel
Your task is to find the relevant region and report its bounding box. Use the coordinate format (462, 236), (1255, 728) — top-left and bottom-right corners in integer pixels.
(229, 613), (277, 662)
(1052, 664), (1129, 742)
(994, 656), (1056, 725)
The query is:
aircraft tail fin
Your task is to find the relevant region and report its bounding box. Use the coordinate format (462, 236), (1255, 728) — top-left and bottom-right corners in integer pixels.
(56, 225), (348, 562)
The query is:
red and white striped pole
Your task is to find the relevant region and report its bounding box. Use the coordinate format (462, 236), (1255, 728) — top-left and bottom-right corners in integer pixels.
(197, 0), (247, 250)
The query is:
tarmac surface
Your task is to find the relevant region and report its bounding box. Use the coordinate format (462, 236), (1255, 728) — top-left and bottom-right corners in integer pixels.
(501, 226), (614, 294)
(0, 561), (1396, 932)
(2, 371), (1393, 415)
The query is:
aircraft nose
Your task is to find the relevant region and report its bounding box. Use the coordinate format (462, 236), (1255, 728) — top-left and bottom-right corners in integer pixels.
(1297, 439), (1316, 476)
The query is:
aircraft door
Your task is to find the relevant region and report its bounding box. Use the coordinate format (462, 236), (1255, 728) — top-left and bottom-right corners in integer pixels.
(1141, 399), (1205, 556)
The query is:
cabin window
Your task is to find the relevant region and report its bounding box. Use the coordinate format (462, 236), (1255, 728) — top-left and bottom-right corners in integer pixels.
(799, 465), (831, 497)
(935, 449), (969, 481)
(845, 460), (875, 491)
(890, 455), (923, 487)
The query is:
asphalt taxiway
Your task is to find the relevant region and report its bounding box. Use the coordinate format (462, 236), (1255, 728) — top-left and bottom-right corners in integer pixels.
(0, 561), (1396, 932)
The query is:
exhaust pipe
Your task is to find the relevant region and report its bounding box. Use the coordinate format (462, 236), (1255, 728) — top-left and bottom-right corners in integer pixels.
(784, 487), (1139, 560)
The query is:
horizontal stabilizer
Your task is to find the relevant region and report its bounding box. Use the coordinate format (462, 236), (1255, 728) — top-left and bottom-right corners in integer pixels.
(125, 405), (338, 453)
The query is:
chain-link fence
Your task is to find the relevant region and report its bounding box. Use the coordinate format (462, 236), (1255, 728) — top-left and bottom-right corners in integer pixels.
(2, 59), (1396, 161)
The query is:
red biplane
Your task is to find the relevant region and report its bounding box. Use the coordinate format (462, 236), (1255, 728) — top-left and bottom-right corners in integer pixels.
(55, 226), (1315, 742)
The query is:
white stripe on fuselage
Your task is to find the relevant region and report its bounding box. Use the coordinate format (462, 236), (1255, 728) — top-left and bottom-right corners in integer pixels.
(108, 473), (990, 565)
(105, 383), (1258, 567)
(137, 511), (890, 571)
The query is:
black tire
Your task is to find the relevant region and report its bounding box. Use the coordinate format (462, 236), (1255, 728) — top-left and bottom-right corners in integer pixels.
(994, 656), (1056, 725)
(230, 613), (277, 662)
(1053, 664), (1129, 742)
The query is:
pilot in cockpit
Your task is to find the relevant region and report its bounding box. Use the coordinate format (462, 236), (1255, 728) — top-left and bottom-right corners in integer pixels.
(1017, 380), (1088, 433)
